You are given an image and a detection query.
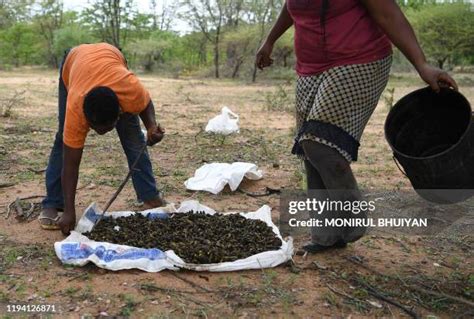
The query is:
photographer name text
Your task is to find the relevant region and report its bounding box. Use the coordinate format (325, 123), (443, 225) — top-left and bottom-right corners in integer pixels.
(289, 218), (428, 228)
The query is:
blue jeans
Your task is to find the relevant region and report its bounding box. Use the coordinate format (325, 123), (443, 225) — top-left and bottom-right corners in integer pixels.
(42, 52), (159, 209)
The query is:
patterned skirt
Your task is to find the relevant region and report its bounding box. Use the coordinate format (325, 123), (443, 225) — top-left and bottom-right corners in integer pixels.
(292, 55), (392, 162)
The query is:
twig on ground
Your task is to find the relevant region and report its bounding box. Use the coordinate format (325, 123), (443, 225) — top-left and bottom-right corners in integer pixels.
(4, 202), (13, 218)
(24, 202), (35, 219)
(345, 256), (419, 317)
(237, 186), (280, 198)
(326, 284), (369, 310)
(14, 198), (24, 219)
(355, 278), (419, 319)
(4, 195), (45, 220)
(137, 283), (202, 295)
(170, 272), (213, 293)
(344, 255), (385, 276)
(27, 167), (46, 174)
(194, 127), (204, 144)
(0, 183), (15, 189)
(408, 286), (474, 308)
(76, 183), (92, 191)
(138, 281), (214, 309)
(346, 254), (474, 309)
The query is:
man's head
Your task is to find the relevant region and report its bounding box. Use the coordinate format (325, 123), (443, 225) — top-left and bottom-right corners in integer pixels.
(83, 87), (120, 135)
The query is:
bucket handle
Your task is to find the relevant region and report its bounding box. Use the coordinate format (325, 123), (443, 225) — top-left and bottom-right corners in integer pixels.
(392, 155), (408, 178)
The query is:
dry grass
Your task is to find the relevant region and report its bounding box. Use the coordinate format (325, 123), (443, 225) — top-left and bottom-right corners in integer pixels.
(0, 68), (472, 317)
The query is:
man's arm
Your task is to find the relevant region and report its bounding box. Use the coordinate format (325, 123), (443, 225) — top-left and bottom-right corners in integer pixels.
(59, 145), (83, 235)
(139, 100), (165, 146)
(361, 0), (457, 92)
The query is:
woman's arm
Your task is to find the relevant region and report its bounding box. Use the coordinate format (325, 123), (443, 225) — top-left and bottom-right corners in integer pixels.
(256, 1), (293, 69)
(361, 0), (457, 92)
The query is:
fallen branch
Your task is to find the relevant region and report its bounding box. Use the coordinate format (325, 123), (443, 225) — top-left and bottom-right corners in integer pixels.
(4, 195), (45, 220)
(355, 278), (419, 319)
(408, 286), (474, 308)
(326, 284), (369, 311)
(344, 255), (385, 276)
(0, 182), (15, 189)
(345, 255), (474, 308)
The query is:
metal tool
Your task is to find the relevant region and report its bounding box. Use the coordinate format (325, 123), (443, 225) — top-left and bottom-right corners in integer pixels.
(95, 143), (148, 225)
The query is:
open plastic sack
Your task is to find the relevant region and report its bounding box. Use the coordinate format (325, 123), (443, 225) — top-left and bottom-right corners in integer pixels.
(54, 200), (293, 272)
(205, 106), (239, 135)
(184, 162), (263, 194)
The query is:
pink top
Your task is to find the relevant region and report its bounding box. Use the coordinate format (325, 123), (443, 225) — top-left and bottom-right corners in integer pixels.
(287, 0), (392, 76)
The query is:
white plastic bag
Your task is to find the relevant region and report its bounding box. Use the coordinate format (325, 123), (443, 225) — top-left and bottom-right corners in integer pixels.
(184, 162), (263, 194)
(54, 201), (293, 272)
(205, 106), (239, 135)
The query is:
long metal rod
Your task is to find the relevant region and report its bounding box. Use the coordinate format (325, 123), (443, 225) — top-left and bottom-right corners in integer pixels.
(95, 143), (148, 225)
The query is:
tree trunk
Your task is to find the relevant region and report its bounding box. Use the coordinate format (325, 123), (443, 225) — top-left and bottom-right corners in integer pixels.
(145, 54), (153, 72)
(214, 41), (220, 78)
(251, 63), (258, 83)
(437, 57), (447, 69)
(232, 59), (243, 78)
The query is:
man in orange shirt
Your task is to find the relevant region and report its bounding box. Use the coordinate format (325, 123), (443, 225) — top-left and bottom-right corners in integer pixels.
(39, 43), (165, 235)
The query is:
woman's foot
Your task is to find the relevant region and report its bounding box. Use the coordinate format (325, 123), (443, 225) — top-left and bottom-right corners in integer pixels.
(298, 240), (347, 254)
(38, 207), (62, 230)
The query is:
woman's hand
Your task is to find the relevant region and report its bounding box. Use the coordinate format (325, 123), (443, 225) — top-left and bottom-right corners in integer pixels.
(361, 0), (458, 93)
(256, 41), (274, 70)
(417, 63), (458, 93)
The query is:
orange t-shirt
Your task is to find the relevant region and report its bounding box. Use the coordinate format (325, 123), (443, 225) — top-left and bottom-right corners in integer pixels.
(62, 43), (151, 148)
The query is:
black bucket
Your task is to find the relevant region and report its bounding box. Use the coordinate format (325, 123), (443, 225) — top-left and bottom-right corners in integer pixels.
(385, 87), (474, 203)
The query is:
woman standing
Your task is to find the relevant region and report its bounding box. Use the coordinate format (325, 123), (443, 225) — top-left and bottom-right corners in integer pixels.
(256, 0), (457, 252)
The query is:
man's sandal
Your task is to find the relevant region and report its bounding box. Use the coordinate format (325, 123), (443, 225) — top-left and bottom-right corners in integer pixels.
(38, 211), (63, 230)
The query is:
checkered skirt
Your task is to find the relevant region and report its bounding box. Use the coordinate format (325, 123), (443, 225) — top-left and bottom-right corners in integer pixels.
(292, 55), (392, 162)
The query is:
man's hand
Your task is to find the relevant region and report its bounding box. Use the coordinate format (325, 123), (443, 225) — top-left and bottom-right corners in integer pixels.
(58, 212), (76, 236)
(146, 124), (165, 146)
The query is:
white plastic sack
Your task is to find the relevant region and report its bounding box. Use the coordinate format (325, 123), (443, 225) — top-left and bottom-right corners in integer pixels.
(205, 106), (239, 135)
(184, 162), (263, 194)
(54, 201), (293, 272)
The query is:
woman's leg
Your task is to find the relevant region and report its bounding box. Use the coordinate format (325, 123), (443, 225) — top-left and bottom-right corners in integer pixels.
(295, 58), (392, 244)
(303, 160), (345, 253)
(304, 160), (325, 190)
(302, 140), (367, 244)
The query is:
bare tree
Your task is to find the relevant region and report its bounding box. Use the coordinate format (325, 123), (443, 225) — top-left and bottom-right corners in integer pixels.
(150, 0), (176, 31)
(35, 0), (63, 68)
(246, 0), (280, 82)
(181, 0), (243, 78)
(83, 0), (134, 48)
(0, 0), (34, 28)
